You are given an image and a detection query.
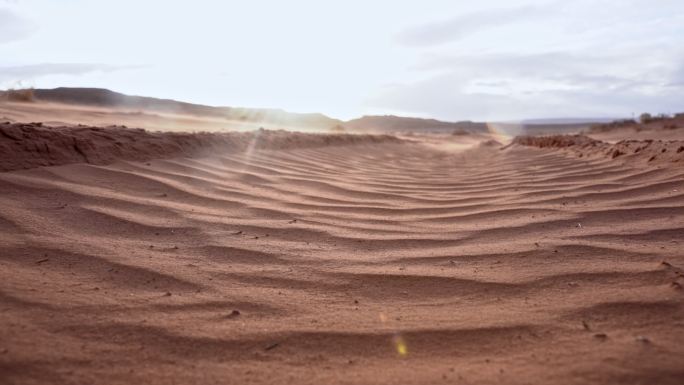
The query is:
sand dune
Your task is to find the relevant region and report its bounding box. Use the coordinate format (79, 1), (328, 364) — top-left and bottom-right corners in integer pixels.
(511, 134), (684, 165)
(1, 125), (683, 384)
(0, 122), (400, 171)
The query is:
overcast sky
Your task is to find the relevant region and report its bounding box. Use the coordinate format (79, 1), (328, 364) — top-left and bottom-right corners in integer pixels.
(1, 0), (682, 121)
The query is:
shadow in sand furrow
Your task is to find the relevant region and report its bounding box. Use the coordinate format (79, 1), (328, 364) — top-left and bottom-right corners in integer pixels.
(365, 184), (533, 196)
(527, 269), (674, 290)
(215, 272), (348, 292)
(125, 159), (241, 183)
(277, 202), (501, 218)
(147, 300), (287, 316)
(185, 158), (284, 181)
(148, 162), (282, 191)
(275, 177), (418, 201)
(594, 369), (684, 385)
(451, 207), (684, 234)
(82, 167), (256, 209)
(561, 300), (684, 327)
(329, 272), (521, 299)
(392, 244), (654, 266)
(420, 208), (570, 224)
(0, 175), (193, 220)
(58, 206), (205, 240)
(326, 236), (465, 251)
(525, 163), (627, 178)
(191, 245), (286, 265)
(617, 193), (684, 207)
(0, 247), (202, 292)
(615, 168), (684, 183)
(577, 206), (684, 222)
(79, 204), (188, 228)
(4, 168), (250, 213)
(527, 169), (632, 184)
(267, 325), (544, 359)
(185, 220), (338, 243)
(453, 218), (587, 243)
(193, 219), (457, 248)
(277, 191), (400, 207)
(569, 227), (684, 243)
(252, 159), (352, 179)
(209, 186), (275, 202)
(52, 322), (542, 360)
(310, 214), (429, 228)
(347, 195), (504, 206)
(228, 153), (345, 178)
(151, 159), (276, 185)
(456, 210), (683, 244)
(0, 290), (286, 320)
(0, 289), (57, 311)
(511, 183), (645, 201)
(244, 206), (302, 220)
(535, 180), (684, 204)
(353, 179), (530, 193)
(333, 269), (674, 299)
(294, 218), (422, 237)
(0, 359), (73, 385)
(117, 163), (273, 193)
(498, 160), (604, 175)
(0, 212), (24, 235)
(264, 184), (416, 207)
(47, 164), (228, 197)
(208, 156), (287, 176)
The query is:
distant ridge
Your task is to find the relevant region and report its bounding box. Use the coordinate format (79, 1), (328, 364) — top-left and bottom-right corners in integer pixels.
(1, 87), (493, 133)
(2, 87), (343, 130)
(1, 87), (608, 134)
(345, 115), (488, 133)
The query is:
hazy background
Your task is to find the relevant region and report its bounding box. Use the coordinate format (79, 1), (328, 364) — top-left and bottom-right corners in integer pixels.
(1, 0), (682, 121)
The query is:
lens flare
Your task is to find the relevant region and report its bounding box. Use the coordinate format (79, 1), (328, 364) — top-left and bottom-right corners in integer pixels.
(379, 313), (388, 323)
(237, 127), (262, 175)
(380, 312), (407, 357)
(393, 334), (408, 357)
(486, 121), (528, 144)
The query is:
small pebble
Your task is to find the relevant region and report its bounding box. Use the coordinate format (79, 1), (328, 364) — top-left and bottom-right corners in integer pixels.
(635, 336), (651, 344)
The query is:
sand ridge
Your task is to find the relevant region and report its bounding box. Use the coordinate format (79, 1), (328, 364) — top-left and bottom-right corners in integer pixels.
(1, 127), (683, 384)
(0, 122), (401, 172)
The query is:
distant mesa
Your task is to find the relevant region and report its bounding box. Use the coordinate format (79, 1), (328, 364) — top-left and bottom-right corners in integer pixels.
(0, 87), (342, 131)
(0, 87), (644, 135)
(0, 87), (489, 134)
(345, 115), (488, 134)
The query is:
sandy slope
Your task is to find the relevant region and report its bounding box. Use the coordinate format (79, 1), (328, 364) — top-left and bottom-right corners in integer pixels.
(0, 122), (400, 171)
(1, 131), (683, 384)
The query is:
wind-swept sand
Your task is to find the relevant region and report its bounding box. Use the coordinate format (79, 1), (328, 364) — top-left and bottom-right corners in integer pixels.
(1, 124), (683, 384)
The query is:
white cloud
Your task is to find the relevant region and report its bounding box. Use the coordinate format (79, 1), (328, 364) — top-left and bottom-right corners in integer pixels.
(396, 4), (554, 47)
(1, 0), (682, 120)
(0, 63), (139, 86)
(371, 77), (680, 121)
(369, 50), (684, 121)
(0, 7), (35, 44)
(377, 0), (684, 120)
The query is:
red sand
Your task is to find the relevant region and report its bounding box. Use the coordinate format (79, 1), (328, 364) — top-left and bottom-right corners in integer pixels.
(511, 134), (684, 164)
(0, 122), (400, 172)
(1, 123), (683, 385)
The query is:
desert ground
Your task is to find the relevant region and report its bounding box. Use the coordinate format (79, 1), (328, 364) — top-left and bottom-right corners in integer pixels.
(1, 101), (684, 385)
